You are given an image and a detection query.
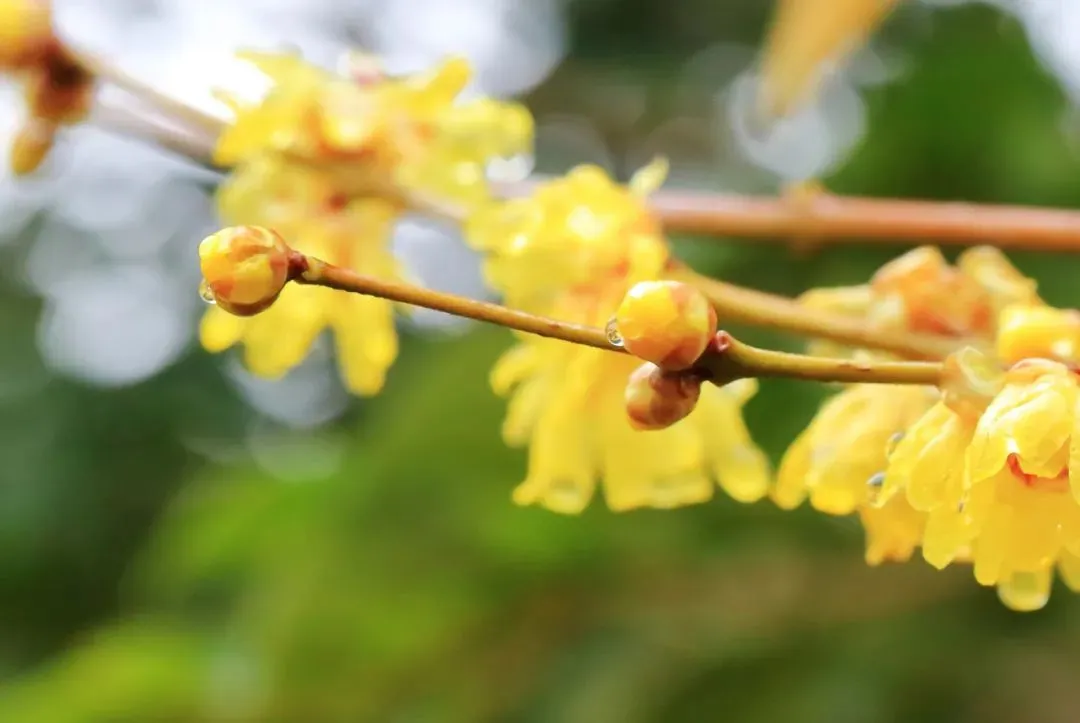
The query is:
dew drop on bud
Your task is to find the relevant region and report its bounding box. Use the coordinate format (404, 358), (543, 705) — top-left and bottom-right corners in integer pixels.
(605, 317), (624, 347)
(198, 279), (217, 305)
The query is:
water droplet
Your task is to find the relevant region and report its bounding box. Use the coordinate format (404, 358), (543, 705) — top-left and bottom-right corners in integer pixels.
(605, 317), (624, 347)
(866, 471), (886, 507)
(885, 431), (904, 458)
(198, 279), (216, 305)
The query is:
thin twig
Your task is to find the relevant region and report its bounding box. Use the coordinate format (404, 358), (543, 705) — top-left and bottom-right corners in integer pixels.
(289, 250), (945, 386)
(672, 265), (967, 360)
(70, 46), (225, 140)
(90, 101), (219, 168)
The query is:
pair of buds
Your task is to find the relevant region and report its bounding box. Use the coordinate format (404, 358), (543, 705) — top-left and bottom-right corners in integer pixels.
(614, 280), (719, 431)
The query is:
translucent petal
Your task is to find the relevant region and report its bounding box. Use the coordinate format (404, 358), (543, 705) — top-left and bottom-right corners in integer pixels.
(905, 416), (969, 512)
(967, 384), (1037, 483)
(922, 503), (970, 570)
(1069, 391), (1080, 505)
(628, 156), (669, 197)
(997, 567), (1053, 612)
(1058, 552), (1080, 592)
(882, 402), (951, 505)
(513, 397), (596, 515)
(973, 504), (1012, 586)
(860, 497), (924, 566)
(773, 431), (810, 510)
(1008, 383), (1074, 476)
(240, 285), (326, 379)
(501, 378), (547, 446)
(695, 385), (770, 503)
(199, 306), (247, 353)
(332, 294), (397, 396)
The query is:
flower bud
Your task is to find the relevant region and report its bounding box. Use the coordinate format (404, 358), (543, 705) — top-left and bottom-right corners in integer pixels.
(198, 226), (292, 316)
(872, 246), (990, 336)
(995, 303), (1080, 366)
(613, 280), (716, 370)
(624, 362), (702, 431)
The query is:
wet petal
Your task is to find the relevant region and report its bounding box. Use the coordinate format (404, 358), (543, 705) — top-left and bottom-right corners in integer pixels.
(997, 567), (1053, 612)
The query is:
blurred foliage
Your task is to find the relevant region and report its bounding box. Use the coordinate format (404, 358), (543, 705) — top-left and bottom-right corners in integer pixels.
(4, 2), (1080, 722)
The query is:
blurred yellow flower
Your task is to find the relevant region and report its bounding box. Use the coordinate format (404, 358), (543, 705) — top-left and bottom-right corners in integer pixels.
(859, 496), (925, 567)
(213, 51), (532, 210)
(469, 162), (770, 513)
(759, 0), (902, 119)
(201, 157), (401, 395)
(201, 51), (534, 393)
(798, 246), (1040, 358)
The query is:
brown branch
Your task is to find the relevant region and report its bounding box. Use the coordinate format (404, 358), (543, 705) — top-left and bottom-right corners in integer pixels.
(499, 177), (1080, 252)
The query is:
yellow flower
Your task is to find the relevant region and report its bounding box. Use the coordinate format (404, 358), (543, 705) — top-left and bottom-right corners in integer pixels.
(471, 162), (770, 513)
(201, 51), (534, 393)
(881, 349), (1080, 611)
(798, 246), (1040, 358)
(214, 51), (531, 210)
(201, 158), (400, 395)
(781, 248), (1042, 576)
(774, 384), (936, 515)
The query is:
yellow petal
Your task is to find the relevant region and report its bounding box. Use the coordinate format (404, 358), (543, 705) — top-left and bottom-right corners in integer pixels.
(882, 402), (951, 505)
(695, 384), (770, 503)
(973, 503), (1012, 586)
(198, 306), (247, 353)
(513, 397), (596, 515)
(921, 503), (969, 570)
(967, 383), (1039, 483)
(997, 567), (1053, 612)
(905, 415), (969, 512)
(1058, 552), (1080, 592)
(501, 378), (547, 447)
(1068, 390), (1080, 505)
(331, 294), (397, 396)
(759, 0), (902, 119)
(773, 430), (810, 510)
(1008, 382), (1074, 477)
(240, 285), (326, 379)
(860, 497), (923, 567)
(628, 156), (669, 197)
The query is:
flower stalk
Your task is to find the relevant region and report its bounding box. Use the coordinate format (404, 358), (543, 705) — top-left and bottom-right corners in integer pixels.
(671, 265), (968, 360)
(286, 248), (945, 386)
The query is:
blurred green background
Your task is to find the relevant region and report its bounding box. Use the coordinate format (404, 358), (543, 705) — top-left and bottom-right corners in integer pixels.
(4, 2), (1080, 721)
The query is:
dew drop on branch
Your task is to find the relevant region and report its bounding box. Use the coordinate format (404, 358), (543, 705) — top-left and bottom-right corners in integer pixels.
(604, 317), (624, 347)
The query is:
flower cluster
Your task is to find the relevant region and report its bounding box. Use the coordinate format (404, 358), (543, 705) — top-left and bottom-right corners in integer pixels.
(465, 162), (770, 513)
(200, 51), (532, 394)
(1, 0), (95, 174)
(776, 245), (1080, 610)
(8, 31), (1080, 614)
